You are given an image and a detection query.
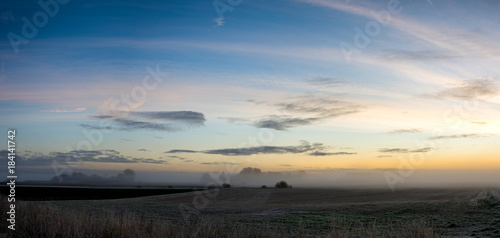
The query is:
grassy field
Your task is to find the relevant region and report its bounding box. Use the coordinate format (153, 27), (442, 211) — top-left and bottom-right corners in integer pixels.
(0, 185), (198, 200)
(2, 187), (500, 237)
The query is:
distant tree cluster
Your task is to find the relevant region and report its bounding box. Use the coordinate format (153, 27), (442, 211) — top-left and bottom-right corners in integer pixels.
(198, 167), (301, 189)
(275, 181), (292, 189)
(50, 169), (136, 185)
(238, 167), (306, 177)
(117, 169), (136, 183)
(239, 167), (262, 175)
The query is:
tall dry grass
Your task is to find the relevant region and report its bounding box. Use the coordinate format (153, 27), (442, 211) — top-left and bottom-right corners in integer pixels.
(0, 196), (439, 238)
(328, 219), (438, 238)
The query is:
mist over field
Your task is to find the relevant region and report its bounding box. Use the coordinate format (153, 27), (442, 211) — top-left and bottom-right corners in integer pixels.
(136, 169), (500, 189)
(15, 163), (500, 189)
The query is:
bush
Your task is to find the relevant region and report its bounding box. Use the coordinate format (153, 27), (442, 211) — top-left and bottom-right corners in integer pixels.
(222, 183), (231, 188)
(275, 181), (291, 189)
(261, 185), (267, 189)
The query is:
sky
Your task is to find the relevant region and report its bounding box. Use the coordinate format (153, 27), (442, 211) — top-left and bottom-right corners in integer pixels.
(0, 0), (499, 183)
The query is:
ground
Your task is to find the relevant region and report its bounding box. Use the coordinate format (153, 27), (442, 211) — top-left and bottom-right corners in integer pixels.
(33, 187), (500, 237)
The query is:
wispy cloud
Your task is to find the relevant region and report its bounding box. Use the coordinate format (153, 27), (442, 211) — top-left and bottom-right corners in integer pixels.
(377, 155), (393, 158)
(251, 94), (363, 130)
(83, 111), (205, 132)
(298, 0), (500, 59)
(219, 117), (250, 124)
(166, 141), (356, 157)
(199, 162), (239, 165)
(112, 118), (179, 132)
(379, 148), (408, 153)
(42, 107), (86, 113)
(165, 149), (198, 153)
(378, 49), (458, 62)
(0, 149), (167, 166)
(274, 95), (361, 116)
(130, 111), (205, 126)
(202, 141), (322, 156)
(306, 77), (353, 88)
(307, 77), (343, 85)
(426, 0), (435, 8)
(308, 151), (357, 156)
(378, 147), (432, 153)
(389, 128), (422, 134)
(254, 116), (316, 131)
(410, 147), (433, 153)
(213, 18), (225, 27)
(431, 79), (498, 100)
(167, 155), (186, 160)
(428, 134), (483, 140)
(81, 124), (114, 130)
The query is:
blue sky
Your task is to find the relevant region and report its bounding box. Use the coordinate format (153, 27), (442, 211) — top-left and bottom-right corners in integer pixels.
(1, 0), (500, 181)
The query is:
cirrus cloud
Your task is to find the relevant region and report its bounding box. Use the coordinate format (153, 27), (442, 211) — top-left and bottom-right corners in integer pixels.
(82, 110), (205, 132)
(166, 141), (357, 157)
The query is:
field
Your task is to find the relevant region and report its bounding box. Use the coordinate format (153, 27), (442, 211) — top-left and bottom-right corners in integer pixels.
(2, 187), (500, 237)
(0, 185), (199, 200)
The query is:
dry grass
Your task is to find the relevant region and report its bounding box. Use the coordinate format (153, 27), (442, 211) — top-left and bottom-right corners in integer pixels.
(0, 196), (439, 238)
(328, 219), (438, 238)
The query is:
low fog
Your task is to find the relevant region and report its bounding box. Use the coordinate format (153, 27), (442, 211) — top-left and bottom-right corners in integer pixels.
(136, 167), (500, 189)
(15, 166), (500, 189)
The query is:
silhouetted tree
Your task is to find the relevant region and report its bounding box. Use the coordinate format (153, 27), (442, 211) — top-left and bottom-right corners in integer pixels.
(275, 181), (291, 188)
(123, 169), (136, 182)
(240, 167), (262, 175)
(222, 183), (231, 188)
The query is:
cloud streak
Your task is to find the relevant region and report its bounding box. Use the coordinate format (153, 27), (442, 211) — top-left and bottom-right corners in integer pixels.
(378, 147), (432, 153)
(306, 77), (355, 88)
(251, 94), (363, 130)
(199, 162), (239, 165)
(433, 79), (498, 100)
(389, 128), (422, 134)
(308, 151), (357, 156)
(0, 149), (168, 166)
(130, 111), (205, 126)
(166, 141), (357, 157)
(428, 134), (483, 140)
(213, 18), (225, 27)
(165, 149), (198, 153)
(379, 49), (458, 62)
(42, 107), (86, 113)
(254, 116), (316, 130)
(83, 111), (205, 132)
(298, 0), (500, 59)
